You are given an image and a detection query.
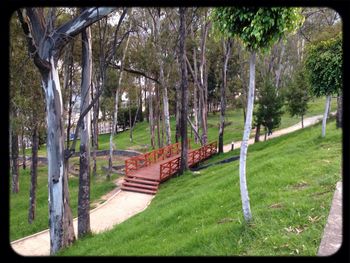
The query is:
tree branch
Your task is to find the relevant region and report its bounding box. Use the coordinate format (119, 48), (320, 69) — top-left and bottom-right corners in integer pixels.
(54, 7), (116, 51)
(108, 62), (160, 84)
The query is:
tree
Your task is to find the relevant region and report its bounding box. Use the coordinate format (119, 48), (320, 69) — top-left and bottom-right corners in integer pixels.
(212, 7), (303, 222)
(254, 77), (284, 140)
(17, 7), (116, 254)
(78, 12), (92, 237)
(218, 38), (233, 153)
(285, 67), (310, 128)
(179, 7), (189, 174)
(305, 33), (342, 136)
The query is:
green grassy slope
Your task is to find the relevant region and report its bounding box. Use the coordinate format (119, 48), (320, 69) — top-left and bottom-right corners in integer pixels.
(58, 119), (341, 256)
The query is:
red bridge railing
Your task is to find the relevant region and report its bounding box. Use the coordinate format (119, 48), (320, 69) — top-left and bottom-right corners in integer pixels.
(159, 141), (217, 181)
(125, 140), (190, 177)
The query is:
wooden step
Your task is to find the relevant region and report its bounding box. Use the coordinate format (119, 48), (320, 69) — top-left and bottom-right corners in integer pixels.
(121, 186), (157, 195)
(122, 181), (158, 191)
(124, 177), (160, 186)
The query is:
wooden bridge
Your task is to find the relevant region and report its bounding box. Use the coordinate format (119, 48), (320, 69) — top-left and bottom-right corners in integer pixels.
(121, 141), (217, 195)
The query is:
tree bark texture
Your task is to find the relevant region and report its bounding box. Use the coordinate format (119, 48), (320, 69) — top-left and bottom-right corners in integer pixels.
(28, 124), (39, 223)
(322, 95), (331, 137)
(78, 25), (92, 238)
(254, 124), (261, 143)
(218, 38), (232, 153)
(239, 51), (255, 223)
(179, 7), (188, 174)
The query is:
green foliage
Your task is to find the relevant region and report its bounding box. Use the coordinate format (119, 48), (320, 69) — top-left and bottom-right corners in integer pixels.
(305, 33), (342, 97)
(285, 66), (311, 119)
(59, 121), (341, 256)
(254, 77), (284, 133)
(211, 7), (304, 52)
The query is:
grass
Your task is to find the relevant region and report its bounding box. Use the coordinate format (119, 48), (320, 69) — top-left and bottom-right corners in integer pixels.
(9, 163), (121, 241)
(58, 119), (342, 256)
(29, 96), (336, 156)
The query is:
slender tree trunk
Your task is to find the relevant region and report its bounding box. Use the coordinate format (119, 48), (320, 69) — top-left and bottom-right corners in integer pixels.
(275, 41), (285, 90)
(130, 92), (141, 143)
(175, 82), (181, 143)
(239, 51), (255, 223)
(129, 100), (132, 141)
(322, 95), (331, 137)
(78, 25), (92, 238)
(219, 38), (232, 153)
(108, 31), (130, 177)
(11, 121), (19, 194)
(336, 92), (342, 128)
(28, 124), (38, 223)
(301, 115), (304, 128)
(191, 24), (199, 144)
(179, 7), (188, 174)
(91, 81), (98, 177)
(148, 81), (155, 149)
(21, 128), (26, 170)
(155, 85), (162, 148)
(254, 124), (261, 143)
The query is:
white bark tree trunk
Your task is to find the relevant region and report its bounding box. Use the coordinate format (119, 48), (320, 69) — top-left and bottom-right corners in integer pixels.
(239, 51), (255, 223)
(322, 95), (331, 137)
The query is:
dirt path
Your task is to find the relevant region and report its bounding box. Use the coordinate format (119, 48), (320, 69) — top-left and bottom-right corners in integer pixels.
(223, 114), (330, 153)
(11, 178), (154, 256)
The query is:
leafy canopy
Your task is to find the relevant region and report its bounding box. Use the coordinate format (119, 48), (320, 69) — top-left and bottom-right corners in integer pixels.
(305, 33), (342, 97)
(211, 7), (304, 52)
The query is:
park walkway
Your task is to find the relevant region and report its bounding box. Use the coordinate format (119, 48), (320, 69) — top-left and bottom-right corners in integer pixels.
(223, 113), (332, 153)
(11, 113), (338, 256)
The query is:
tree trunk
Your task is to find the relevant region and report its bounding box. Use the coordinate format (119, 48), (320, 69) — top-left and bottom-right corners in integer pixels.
(179, 7), (188, 174)
(42, 59), (75, 254)
(175, 82), (181, 143)
(218, 38), (232, 153)
(191, 24), (199, 144)
(148, 80), (155, 149)
(239, 51), (255, 223)
(21, 128), (26, 170)
(301, 115), (304, 128)
(154, 11), (171, 146)
(129, 100), (132, 141)
(275, 40), (285, 90)
(91, 81), (98, 177)
(11, 121), (19, 194)
(108, 30), (130, 177)
(322, 95), (331, 137)
(254, 124), (261, 143)
(28, 124), (39, 223)
(78, 25), (92, 238)
(336, 92), (342, 128)
(155, 85), (162, 148)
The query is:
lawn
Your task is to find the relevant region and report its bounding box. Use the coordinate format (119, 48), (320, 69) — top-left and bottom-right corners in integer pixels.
(9, 162), (121, 241)
(58, 119), (342, 256)
(30, 96), (337, 156)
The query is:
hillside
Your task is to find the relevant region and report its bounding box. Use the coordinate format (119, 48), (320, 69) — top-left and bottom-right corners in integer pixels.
(58, 120), (341, 256)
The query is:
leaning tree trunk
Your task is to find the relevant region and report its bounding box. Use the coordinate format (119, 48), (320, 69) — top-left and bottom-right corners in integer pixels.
(336, 92), (342, 128)
(239, 51), (255, 223)
(175, 82), (181, 143)
(179, 7), (188, 175)
(11, 121), (19, 194)
(91, 81), (99, 177)
(218, 38), (232, 153)
(78, 25), (92, 238)
(28, 124), (39, 223)
(322, 95), (331, 137)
